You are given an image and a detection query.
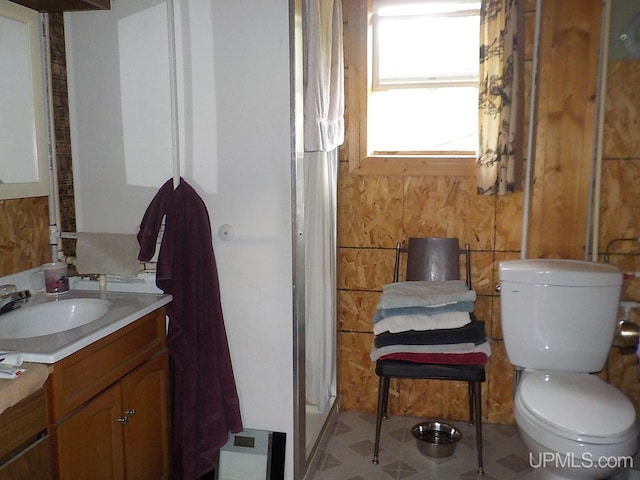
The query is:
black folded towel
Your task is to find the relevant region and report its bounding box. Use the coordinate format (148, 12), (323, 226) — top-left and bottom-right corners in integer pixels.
(373, 320), (486, 348)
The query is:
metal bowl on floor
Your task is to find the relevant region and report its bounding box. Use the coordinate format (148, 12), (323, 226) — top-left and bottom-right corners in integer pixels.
(411, 421), (462, 458)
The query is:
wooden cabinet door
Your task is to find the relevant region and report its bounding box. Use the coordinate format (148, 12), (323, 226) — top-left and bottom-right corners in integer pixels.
(121, 352), (170, 480)
(55, 383), (125, 480)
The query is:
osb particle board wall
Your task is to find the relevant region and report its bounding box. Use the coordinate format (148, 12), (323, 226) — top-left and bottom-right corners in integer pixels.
(337, 0), (640, 426)
(601, 57), (640, 412)
(0, 197), (50, 276)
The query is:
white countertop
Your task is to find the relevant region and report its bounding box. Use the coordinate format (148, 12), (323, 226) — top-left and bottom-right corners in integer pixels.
(0, 290), (172, 364)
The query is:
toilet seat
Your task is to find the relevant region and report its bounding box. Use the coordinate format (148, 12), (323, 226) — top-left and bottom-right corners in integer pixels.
(516, 370), (637, 444)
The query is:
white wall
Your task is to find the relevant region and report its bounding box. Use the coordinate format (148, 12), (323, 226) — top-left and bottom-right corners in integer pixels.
(65, 0), (296, 477)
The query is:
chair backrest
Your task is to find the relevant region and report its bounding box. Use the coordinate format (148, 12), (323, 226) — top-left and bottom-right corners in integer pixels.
(394, 237), (471, 289)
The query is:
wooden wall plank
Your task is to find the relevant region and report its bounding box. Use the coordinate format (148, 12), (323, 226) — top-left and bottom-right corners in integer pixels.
(527, 0), (602, 259)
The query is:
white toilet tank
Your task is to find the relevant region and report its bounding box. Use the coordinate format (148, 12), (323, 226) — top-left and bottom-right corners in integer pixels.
(499, 259), (623, 373)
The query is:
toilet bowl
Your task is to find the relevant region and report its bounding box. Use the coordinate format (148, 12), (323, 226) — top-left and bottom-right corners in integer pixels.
(499, 259), (639, 480)
(515, 370), (638, 479)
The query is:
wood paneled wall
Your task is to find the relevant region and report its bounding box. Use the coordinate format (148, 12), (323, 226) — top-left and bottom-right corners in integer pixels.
(526, 0), (602, 259)
(337, 0), (640, 425)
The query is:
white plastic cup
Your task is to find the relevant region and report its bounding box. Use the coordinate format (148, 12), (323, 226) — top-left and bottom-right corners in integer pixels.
(42, 262), (69, 295)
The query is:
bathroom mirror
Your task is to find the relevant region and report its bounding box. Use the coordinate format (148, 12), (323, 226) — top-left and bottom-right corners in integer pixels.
(0, 0), (49, 200)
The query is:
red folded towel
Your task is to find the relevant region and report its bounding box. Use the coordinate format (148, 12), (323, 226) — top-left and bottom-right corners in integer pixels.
(378, 352), (488, 365)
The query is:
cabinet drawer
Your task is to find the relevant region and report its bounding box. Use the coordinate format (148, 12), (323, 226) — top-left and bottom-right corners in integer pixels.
(0, 435), (52, 480)
(47, 307), (166, 422)
(0, 388), (47, 462)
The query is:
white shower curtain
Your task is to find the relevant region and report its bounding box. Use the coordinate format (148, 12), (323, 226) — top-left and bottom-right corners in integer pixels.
(304, 148), (337, 414)
(303, 0), (344, 152)
(302, 0), (342, 419)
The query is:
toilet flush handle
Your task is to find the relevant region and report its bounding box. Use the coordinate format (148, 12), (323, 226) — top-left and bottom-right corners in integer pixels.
(495, 284), (501, 292)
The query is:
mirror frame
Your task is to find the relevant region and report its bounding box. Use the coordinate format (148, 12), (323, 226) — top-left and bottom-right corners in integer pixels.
(0, 0), (49, 200)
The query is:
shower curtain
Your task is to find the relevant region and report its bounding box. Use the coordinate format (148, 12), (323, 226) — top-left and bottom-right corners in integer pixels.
(304, 148), (337, 415)
(302, 0), (342, 420)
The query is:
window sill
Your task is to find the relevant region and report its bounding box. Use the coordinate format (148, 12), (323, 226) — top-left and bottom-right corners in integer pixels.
(348, 154), (476, 176)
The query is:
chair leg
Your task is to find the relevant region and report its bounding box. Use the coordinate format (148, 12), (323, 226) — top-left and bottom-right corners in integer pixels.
(373, 376), (390, 464)
(467, 382), (475, 425)
(472, 381), (484, 475)
(381, 376), (390, 419)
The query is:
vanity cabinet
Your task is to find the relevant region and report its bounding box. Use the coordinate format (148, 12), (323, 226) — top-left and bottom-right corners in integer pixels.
(46, 307), (170, 480)
(0, 388), (52, 480)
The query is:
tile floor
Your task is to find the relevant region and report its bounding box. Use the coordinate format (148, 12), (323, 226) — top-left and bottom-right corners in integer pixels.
(308, 411), (640, 480)
(310, 411), (533, 479)
(310, 412), (640, 480)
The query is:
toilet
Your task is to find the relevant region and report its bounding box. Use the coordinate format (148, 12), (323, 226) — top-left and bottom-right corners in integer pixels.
(499, 259), (639, 480)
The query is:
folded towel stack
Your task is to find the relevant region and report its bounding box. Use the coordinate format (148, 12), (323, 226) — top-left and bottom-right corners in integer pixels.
(370, 280), (491, 365)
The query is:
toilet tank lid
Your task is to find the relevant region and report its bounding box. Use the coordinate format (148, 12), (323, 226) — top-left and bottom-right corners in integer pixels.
(499, 259), (622, 287)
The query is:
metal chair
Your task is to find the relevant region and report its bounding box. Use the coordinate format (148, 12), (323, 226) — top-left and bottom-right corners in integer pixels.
(372, 238), (485, 475)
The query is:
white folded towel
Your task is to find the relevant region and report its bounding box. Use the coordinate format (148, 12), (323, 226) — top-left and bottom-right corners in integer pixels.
(75, 232), (140, 277)
(378, 280), (476, 309)
(373, 312), (471, 335)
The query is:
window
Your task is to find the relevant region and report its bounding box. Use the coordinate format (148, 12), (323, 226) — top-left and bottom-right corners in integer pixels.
(345, 0), (479, 175)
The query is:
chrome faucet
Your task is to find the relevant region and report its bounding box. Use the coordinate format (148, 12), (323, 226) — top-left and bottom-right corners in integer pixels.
(0, 286), (31, 315)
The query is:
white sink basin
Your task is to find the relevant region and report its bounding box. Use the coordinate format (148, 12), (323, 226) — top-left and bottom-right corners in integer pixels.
(0, 290), (171, 363)
(0, 298), (111, 339)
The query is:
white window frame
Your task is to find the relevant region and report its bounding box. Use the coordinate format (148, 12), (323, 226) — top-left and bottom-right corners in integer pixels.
(372, 3), (480, 90)
(345, 0), (477, 176)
